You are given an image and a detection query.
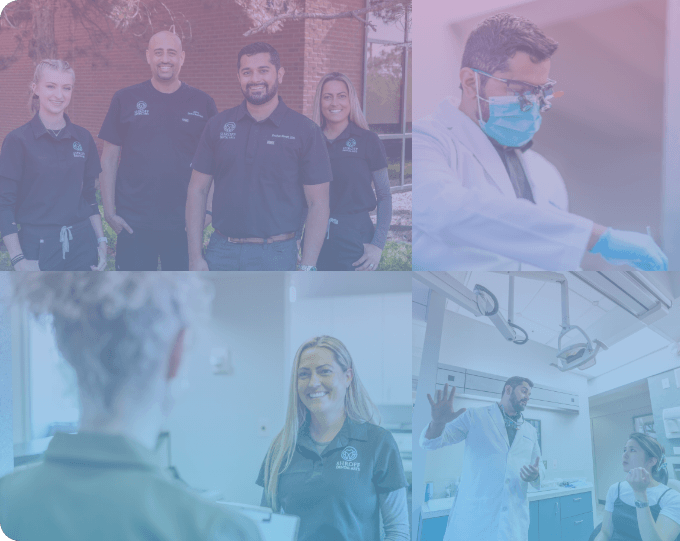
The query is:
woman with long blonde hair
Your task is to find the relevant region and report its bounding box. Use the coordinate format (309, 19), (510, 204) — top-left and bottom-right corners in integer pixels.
(0, 59), (107, 271)
(256, 336), (409, 541)
(311, 73), (393, 271)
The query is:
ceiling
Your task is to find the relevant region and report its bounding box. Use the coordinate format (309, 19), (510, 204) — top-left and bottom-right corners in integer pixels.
(441, 272), (680, 379)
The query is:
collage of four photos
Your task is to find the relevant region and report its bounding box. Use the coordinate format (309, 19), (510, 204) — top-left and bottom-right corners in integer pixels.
(1, 0), (680, 540)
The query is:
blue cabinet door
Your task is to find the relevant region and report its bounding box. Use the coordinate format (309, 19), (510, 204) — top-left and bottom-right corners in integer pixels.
(529, 501), (539, 541)
(561, 511), (593, 541)
(538, 497), (562, 541)
(421, 516), (448, 541)
(560, 492), (592, 519)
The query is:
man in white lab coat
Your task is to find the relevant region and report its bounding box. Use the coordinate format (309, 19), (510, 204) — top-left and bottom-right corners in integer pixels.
(420, 377), (545, 541)
(413, 13), (667, 271)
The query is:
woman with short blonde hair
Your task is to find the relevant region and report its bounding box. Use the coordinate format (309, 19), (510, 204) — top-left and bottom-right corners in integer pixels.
(257, 336), (409, 541)
(0, 59), (107, 271)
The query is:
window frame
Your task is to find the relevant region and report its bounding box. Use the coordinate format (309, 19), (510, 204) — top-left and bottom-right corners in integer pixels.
(362, 1), (412, 192)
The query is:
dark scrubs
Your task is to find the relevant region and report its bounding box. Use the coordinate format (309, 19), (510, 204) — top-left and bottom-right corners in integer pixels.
(191, 98), (332, 270)
(256, 417), (408, 541)
(0, 113), (102, 270)
(316, 121), (387, 271)
(610, 482), (676, 541)
(0, 432), (262, 541)
(98, 80), (217, 271)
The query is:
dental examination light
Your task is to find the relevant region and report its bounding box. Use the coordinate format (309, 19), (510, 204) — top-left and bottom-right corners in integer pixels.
(503, 272), (608, 371)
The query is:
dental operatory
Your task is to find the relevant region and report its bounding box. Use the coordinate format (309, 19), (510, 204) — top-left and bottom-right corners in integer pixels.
(413, 271), (680, 541)
(0, 272), (412, 541)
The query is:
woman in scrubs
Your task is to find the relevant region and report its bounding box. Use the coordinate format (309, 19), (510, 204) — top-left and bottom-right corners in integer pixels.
(311, 73), (392, 271)
(596, 433), (680, 541)
(0, 59), (106, 271)
(257, 336), (409, 541)
(0, 273), (261, 541)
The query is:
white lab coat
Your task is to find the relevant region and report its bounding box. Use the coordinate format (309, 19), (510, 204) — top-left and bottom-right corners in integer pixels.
(420, 404), (546, 541)
(413, 97), (594, 270)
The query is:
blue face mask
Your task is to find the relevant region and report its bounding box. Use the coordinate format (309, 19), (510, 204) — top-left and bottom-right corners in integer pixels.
(475, 72), (542, 148)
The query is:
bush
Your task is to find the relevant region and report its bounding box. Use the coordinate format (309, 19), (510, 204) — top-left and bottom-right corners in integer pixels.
(378, 241), (411, 271)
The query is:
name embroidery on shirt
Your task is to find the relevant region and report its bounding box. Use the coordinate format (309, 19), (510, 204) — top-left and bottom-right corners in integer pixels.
(188, 111), (204, 118)
(342, 138), (358, 153)
(135, 101), (150, 116)
(272, 134), (296, 140)
(220, 122), (236, 139)
(336, 446), (360, 471)
(73, 141), (85, 159)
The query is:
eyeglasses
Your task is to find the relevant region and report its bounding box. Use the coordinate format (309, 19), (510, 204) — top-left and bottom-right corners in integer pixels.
(473, 69), (558, 113)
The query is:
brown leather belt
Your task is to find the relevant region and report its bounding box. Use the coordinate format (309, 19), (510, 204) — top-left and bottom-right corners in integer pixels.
(215, 229), (296, 244)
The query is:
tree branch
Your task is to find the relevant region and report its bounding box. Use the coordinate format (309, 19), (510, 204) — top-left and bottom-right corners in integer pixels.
(243, 0), (406, 37)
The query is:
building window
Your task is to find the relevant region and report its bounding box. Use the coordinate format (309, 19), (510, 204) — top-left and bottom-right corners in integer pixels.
(364, 1), (412, 191)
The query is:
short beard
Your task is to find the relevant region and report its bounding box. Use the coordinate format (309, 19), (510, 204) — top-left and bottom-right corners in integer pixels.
(243, 79), (278, 105)
(510, 393), (525, 413)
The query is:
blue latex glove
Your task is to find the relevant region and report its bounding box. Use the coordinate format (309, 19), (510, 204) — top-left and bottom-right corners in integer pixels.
(590, 228), (668, 271)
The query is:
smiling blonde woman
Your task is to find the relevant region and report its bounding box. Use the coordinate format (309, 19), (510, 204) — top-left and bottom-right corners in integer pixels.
(0, 60), (107, 271)
(257, 335), (409, 541)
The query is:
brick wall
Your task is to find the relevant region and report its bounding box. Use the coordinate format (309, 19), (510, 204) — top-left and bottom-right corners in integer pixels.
(0, 0), (366, 149)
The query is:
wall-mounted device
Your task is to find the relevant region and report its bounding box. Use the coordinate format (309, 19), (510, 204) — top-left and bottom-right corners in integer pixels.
(663, 406), (680, 439)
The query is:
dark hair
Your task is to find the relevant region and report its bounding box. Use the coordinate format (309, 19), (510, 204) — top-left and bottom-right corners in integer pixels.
(462, 13), (558, 90)
(501, 376), (534, 397)
(237, 42), (281, 72)
(627, 432), (668, 485)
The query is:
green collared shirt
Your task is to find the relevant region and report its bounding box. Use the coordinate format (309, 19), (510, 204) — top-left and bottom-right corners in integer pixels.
(257, 416), (408, 541)
(0, 432), (262, 541)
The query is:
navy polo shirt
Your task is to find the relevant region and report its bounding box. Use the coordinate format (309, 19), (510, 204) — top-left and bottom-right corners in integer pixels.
(326, 121), (387, 216)
(256, 417), (408, 541)
(98, 80), (218, 231)
(191, 98), (332, 239)
(0, 113), (101, 237)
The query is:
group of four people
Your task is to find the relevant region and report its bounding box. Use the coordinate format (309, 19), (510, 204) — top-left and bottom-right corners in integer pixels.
(0, 33), (393, 271)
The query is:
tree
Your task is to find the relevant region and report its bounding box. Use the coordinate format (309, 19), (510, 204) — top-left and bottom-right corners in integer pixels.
(0, 0), (411, 70)
(235, 0), (411, 37)
(0, 0), (192, 70)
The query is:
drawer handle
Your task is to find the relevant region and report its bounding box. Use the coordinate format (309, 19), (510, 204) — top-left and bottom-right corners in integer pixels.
(573, 498), (582, 501)
(575, 520), (583, 524)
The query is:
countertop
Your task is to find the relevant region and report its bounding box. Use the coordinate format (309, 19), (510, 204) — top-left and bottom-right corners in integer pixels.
(421, 483), (594, 519)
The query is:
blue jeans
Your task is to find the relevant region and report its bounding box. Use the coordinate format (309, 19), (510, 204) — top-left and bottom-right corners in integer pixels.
(205, 233), (297, 271)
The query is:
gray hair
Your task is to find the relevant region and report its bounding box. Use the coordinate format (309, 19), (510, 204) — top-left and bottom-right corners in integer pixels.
(11, 273), (213, 414)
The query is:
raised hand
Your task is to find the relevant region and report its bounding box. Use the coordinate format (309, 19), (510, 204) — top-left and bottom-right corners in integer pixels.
(520, 456), (540, 482)
(627, 467), (652, 494)
(427, 384), (467, 427)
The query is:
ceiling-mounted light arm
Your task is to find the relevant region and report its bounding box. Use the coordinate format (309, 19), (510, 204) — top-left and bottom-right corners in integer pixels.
(508, 275), (515, 325)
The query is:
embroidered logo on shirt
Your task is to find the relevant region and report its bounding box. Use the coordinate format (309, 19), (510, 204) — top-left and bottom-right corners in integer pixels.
(267, 141), (275, 145)
(343, 138), (358, 153)
(73, 141), (85, 158)
(337, 446), (360, 471)
(220, 122), (237, 139)
(182, 118), (189, 122)
(135, 101), (149, 116)
(188, 111), (204, 118)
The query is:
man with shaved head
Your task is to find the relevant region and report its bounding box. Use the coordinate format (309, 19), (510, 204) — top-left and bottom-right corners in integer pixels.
(99, 30), (218, 270)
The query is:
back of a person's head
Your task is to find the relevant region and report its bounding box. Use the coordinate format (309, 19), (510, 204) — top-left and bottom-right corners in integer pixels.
(461, 13), (558, 79)
(11, 273), (213, 416)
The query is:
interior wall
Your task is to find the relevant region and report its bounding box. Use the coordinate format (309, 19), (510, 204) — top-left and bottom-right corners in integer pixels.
(289, 292), (412, 407)
(421, 311), (594, 498)
(164, 274), (288, 506)
(590, 390), (653, 502)
(0, 274), (12, 477)
(647, 368), (680, 479)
